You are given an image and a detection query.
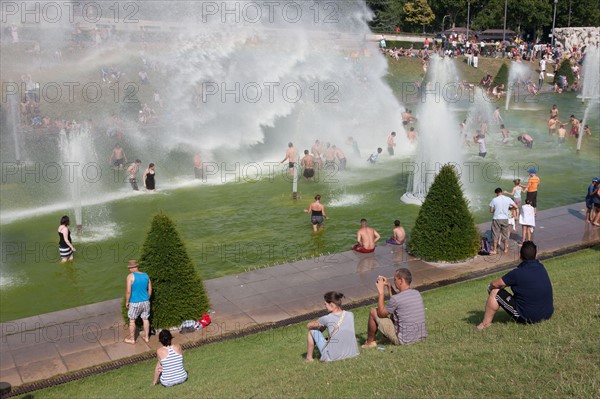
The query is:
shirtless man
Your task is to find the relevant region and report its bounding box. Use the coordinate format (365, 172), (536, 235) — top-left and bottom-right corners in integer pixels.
(300, 150), (315, 180)
(500, 124), (509, 144)
(517, 134), (534, 149)
(557, 124), (566, 144)
(547, 117), (559, 135)
(333, 145), (346, 170)
(311, 140), (323, 169)
(387, 132), (397, 156)
(550, 104), (559, 120)
(401, 108), (412, 126)
(386, 220), (406, 246)
(569, 115), (581, 138)
(352, 219), (380, 253)
(493, 107), (503, 124)
(281, 142), (296, 176)
(324, 143), (336, 169)
(407, 127), (417, 144)
(110, 143), (127, 169)
(194, 153), (203, 179)
(126, 159), (142, 190)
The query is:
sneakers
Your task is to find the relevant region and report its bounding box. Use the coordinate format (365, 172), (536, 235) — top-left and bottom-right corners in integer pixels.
(361, 341), (378, 349)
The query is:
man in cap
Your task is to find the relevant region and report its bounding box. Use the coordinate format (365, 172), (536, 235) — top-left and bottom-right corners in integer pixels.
(585, 177), (599, 223)
(125, 259), (152, 344)
(523, 168), (540, 208)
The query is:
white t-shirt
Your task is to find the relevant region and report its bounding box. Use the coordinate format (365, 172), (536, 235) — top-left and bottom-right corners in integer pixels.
(519, 204), (536, 226)
(477, 137), (487, 153)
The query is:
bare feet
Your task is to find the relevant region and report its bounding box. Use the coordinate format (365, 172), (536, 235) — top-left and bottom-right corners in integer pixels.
(489, 251), (497, 255)
(476, 323), (491, 331)
(304, 358), (314, 363)
(361, 341), (378, 349)
(124, 338), (136, 344)
(143, 337), (150, 343)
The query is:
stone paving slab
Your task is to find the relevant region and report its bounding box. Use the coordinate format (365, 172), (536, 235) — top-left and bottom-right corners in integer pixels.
(1, 202), (598, 388)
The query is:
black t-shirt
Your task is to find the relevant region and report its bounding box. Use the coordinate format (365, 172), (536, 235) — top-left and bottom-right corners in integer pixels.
(502, 260), (554, 322)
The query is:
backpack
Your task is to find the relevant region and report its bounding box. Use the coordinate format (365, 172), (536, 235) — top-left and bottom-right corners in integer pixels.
(479, 237), (491, 256)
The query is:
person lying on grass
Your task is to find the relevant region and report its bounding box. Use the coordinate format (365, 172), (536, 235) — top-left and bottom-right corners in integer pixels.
(306, 291), (359, 362)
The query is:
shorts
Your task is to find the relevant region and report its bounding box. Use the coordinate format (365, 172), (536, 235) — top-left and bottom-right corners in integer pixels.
(489, 287), (527, 323)
(513, 197), (521, 207)
(288, 162), (295, 169)
(311, 216), (324, 225)
(386, 238), (403, 245)
(526, 191), (537, 208)
(479, 152), (487, 158)
(491, 219), (509, 243)
(339, 158), (346, 170)
(352, 244), (375, 253)
(374, 315), (399, 345)
(388, 147), (394, 156)
(303, 168), (314, 178)
(128, 300), (150, 320)
(114, 158), (125, 167)
(129, 177), (139, 191)
(585, 197), (593, 209)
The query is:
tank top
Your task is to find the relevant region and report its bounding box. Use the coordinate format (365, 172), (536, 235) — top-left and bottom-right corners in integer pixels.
(160, 346), (187, 386)
(130, 272), (149, 303)
(58, 229), (71, 248)
(312, 209), (323, 217)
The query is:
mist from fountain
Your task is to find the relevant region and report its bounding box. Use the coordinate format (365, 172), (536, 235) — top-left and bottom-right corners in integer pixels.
(505, 62), (533, 111)
(401, 55), (463, 205)
(577, 45), (600, 152)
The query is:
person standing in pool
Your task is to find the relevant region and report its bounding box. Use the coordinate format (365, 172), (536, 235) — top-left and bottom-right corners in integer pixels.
(281, 142), (296, 176)
(304, 194), (328, 232)
(126, 159), (142, 191)
(110, 143), (127, 169)
(300, 150), (315, 181)
(387, 132), (397, 156)
(143, 163), (156, 192)
(58, 215), (76, 262)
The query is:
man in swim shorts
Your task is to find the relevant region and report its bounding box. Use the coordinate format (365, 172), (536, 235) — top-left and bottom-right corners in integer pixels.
(280, 142), (296, 176)
(352, 219), (380, 253)
(300, 150), (315, 180)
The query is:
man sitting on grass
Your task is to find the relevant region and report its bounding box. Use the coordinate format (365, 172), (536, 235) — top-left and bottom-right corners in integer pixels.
(362, 268), (427, 348)
(477, 241), (554, 330)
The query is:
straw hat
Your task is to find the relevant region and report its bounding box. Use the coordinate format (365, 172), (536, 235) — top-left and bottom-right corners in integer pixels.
(127, 260), (139, 269)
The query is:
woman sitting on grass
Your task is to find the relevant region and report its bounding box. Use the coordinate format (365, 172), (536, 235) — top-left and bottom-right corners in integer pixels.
(153, 330), (188, 387)
(306, 291), (359, 362)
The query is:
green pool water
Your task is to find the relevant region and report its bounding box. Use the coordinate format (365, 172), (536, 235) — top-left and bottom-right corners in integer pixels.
(1, 91), (598, 322)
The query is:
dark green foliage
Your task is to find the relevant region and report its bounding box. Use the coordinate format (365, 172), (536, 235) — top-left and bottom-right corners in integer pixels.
(554, 60), (575, 86)
(122, 213), (210, 328)
(494, 63), (509, 86)
(408, 165), (480, 261)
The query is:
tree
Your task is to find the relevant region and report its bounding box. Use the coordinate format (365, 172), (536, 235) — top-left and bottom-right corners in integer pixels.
(123, 213), (210, 329)
(403, 0), (436, 32)
(408, 164), (480, 261)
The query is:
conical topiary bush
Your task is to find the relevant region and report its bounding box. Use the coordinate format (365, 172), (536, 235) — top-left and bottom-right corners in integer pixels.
(408, 164), (480, 261)
(122, 212), (210, 328)
(494, 63), (509, 86)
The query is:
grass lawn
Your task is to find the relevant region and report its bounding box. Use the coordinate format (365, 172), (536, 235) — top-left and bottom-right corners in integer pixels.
(21, 247), (600, 398)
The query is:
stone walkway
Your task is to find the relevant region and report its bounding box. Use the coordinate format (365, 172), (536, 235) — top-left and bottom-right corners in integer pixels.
(1, 202), (598, 389)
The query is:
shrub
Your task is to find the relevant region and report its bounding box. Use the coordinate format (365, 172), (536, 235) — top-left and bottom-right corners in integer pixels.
(408, 164), (480, 261)
(122, 212), (210, 328)
(494, 63), (509, 86)
(553, 59), (575, 86)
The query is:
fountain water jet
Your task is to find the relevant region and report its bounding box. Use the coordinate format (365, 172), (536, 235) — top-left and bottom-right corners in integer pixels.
(401, 56), (463, 205)
(505, 62), (533, 111)
(577, 45), (600, 153)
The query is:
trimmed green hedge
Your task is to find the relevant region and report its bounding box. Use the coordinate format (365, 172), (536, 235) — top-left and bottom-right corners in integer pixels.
(122, 212), (210, 329)
(408, 164), (480, 261)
